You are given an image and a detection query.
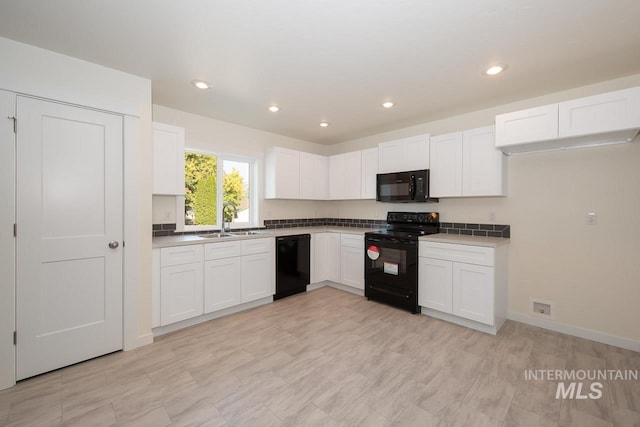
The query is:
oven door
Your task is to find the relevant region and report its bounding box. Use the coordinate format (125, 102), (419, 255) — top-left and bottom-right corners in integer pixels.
(364, 235), (417, 291)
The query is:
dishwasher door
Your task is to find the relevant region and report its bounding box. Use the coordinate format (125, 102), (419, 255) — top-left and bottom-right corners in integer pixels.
(275, 234), (311, 300)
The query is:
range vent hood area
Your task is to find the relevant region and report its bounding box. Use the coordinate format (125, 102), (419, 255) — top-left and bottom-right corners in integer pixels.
(495, 86), (640, 155)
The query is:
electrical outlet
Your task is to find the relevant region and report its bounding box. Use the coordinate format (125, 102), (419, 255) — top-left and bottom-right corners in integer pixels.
(586, 212), (597, 225)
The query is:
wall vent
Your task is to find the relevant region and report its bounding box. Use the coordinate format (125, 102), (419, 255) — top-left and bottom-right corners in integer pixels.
(531, 298), (555, 319)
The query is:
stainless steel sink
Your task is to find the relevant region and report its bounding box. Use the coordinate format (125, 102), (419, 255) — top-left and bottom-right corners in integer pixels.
(231, 231), (267, 236)
(198, 232), (235, 238)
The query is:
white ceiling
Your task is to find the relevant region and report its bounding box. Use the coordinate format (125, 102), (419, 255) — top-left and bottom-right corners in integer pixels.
(1, 0), (640, 145)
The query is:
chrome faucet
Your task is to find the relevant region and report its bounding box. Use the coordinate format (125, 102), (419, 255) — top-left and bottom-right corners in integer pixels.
(222, 202), (238, 232)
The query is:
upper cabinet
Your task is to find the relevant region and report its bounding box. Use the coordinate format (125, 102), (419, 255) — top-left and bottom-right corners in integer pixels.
(299, 152), (329, 200)
(153, 122), (185, 195)
(264, 147), (300, 199)
(329, 151), (362, 200)
(496, 86), (640, 154)
(378, 134), (430, 173)
(360, 147), (379, 199)
(430, 126), (507, 198)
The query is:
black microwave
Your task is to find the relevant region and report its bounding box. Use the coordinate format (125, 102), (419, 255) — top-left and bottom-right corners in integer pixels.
(376, 169), (439, 203)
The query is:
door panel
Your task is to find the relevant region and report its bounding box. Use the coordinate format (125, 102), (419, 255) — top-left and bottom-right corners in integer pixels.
(418, 257), (453, 313)
(452, 263), (494, 325)
(16, 96), (123, 380)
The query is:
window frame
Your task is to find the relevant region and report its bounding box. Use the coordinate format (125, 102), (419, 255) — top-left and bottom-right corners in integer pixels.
(179, 149), (258, 232)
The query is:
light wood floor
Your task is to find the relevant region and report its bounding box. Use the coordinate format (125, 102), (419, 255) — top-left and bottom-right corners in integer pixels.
(1, 286), (639, 426)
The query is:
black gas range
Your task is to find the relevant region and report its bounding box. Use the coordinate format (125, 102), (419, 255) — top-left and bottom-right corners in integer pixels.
(364, 212), (440, 313)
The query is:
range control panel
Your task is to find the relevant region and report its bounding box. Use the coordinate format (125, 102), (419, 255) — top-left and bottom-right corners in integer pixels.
(386, 211), (439, 224)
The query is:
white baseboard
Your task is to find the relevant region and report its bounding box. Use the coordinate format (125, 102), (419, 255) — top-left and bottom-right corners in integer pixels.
(307, 282), (328, 291)
(508, 311), (640, 352)
(134, 332), (154, 348)
(327, 281), (364, 296)
(153, 297), (273, 337)
(421, 308), (502, 335)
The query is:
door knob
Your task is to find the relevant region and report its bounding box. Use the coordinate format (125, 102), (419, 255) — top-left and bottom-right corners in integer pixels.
(108, 241), (119, 249)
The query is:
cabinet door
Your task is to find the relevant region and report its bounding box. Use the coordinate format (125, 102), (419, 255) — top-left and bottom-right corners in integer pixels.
(495, 104), (558, 148)
(343, 151), (362, 199)
(299, 152), (315, 200)
(329, 153), (345, 200)
(462, 126), (507, 197)
(558, 87), (640, 138)
(204, 257), (241, 313)
(361, 148), (378, 199)
(241, 252), (274, 303)
(314, 155), (329, 200)
(264, 147), (300, 199)
(152, 249), (161, 328)
(378, 140), (403, 173)
(314, 233), (341, 283)
(418, 257), (453, 313)
(160, 262), (203, 326)
(429, 132), (463, 197)
(340, 245), (364, 289)
(452, 262), (494, 325)
(153, 122), (185, 195)
(402, 134), (430, 170)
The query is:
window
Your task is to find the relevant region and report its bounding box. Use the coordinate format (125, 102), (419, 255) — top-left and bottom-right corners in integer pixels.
(183, 151), (255, 231)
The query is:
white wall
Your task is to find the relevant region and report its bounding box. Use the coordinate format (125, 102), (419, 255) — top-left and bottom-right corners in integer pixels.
(152, 105), (332, 225)
(329, 74), (640, 348)
(0, 37), (153, 390)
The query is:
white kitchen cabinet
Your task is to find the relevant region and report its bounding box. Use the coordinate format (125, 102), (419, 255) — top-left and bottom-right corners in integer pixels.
(418, 256), (452, 313)
(340, 234), (364, 290)
(430, 126), (506, 197)
(558, 87), (640, 138)
(452, 262), (494, 325)
(242, 252), (274, 303)
(360, 148), (379, 199)
(495, 86), (640, 154)
(378, 134), (430, 173)
(329, 151), (361, 200)
(264, 147), (300, 199)
(418, 240), (508, 334)
(314, 155), (329, 200)
(462, 126), (507, 197)
(204, 257), (242, 313)
(203, 240), (242, 313)
(241, 237), (274, 303)
(160, 244), (204, 326)
(377, 140), (403, 173)
(429, 132), (463, 197)
(314, 232), (341, 283)
(495, 104), (558, 148)
(299, 152), (329, 200)
(152, 248), (161, 328)
(153, 122), (185, 195)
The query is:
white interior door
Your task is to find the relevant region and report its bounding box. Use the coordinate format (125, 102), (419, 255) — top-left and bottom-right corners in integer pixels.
(16, 96), (123, 380)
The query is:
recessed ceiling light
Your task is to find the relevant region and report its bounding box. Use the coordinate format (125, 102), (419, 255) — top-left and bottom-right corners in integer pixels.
(192, 80), (210, 89)
(319, 121), (329, 128)
(382, 101), (395, 109)
(484, 65), (507, 76)
(268, 105), (280, 113)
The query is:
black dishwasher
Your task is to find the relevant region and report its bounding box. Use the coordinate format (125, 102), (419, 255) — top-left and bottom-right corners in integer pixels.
(275, 234), (311, 300)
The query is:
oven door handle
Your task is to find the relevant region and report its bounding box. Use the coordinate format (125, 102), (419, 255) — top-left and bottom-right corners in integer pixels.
(366, 237), (414, 245)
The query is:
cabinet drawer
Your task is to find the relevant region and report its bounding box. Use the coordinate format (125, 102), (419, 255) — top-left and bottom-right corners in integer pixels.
(241, 237), (274, 255)
(161, 244), (204, 267)
(204, 241), (242, 260)
(341, 233), (364, 248)
(419, 241), (494, 266)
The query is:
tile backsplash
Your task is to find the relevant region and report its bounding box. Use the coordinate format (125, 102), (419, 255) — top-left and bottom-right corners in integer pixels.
(153, 218), (510, 238)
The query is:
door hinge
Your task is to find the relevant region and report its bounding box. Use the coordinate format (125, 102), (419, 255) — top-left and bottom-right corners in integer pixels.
(13, 331), (16, 345)
(122, 241), (125, 248)
(13, 223), (16, 237)
(9, 116), (16, 133)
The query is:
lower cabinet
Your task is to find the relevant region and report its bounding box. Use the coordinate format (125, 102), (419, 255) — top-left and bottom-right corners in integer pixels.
(314, 232), (341, 283)
(340, 234), (364, 289)
(204, 257), (241, 313)
(241, 252), (275, 302)
(154, 237), (275, 328)
(418, 240), (507, 334)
